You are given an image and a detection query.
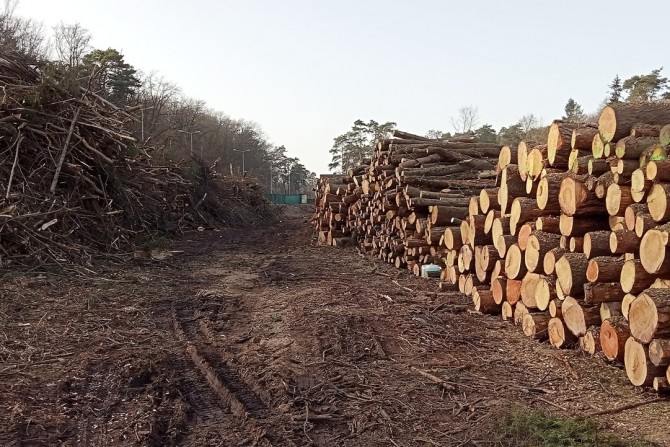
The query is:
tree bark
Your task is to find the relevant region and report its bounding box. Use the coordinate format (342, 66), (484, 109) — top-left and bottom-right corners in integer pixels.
(649, 339), (670, 367)
(615, 136), (659, 160)
(609, 229), (640, 254)
(523, 313), (551, 341)
(583, 231), (613, 259)
(584, 282), (626, 305)
(586, 256), (625, 283)
(571, 124), (599, 150)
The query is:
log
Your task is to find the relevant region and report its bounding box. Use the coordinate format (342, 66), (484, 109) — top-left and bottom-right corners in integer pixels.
(522, 313), (551, 341)
(615, 136), (659, 160)
(513, 302), (528, 326)
(536, 173), (565, 211)
(506, 278), (522, 305)
(549, 299), (562, 318)
(549, 316), (578, 348)
(501, 301), (514, 322)
(484, 209), (501, 234)
(516, 223), (535, 251)
(504, 244), (527, 279)
(631, 123), (663, 138)
(517, 141), (536, 180)
(579, 326), (600, 355)
(629, 289), (670, 344)
(646, 183), (670, 222)
(639, 227), (670, 275)
(479, 188), (500, 213)
(496, 234), (517, 259)
(601, 317), (630, 362)
(472, 288), (499, 314)
(535, 215), (561, 234)
(520, 272), (542, 309)
(562, 296), (601, 337)
(592, 133), (606, 159)
(491, 217), (511, 252)
(535, 275), (557, 311)
(599, 102), (670, 142)
(559, 176), (604, 216)
(625, 337), (667, 386)
(548, 121), (583, 167)
(621, 259), (659, 295)
(635, 210), (656, 238)
(498, 165), (526, 213)
(587, 157), (610, 177)
(606, 184), (635, 217)
(584, 282), (626, 305)
(661, 124), (670, 146)
(569, 236), (584, 253)
(555, 253), (588, 298)
(625, 203), (646, 231)
(443, 227), (463, 250)
(609, 229), (640, 255)
(583, 231), (613, 259)
(498, 145), (517, 171)
(492, 277), (507, 305)
(543, 247), (567, 275)
(431, 205), (469, 226)
(649, 339), (670, 367)
(559, 214), (610, 237)
(600, 301), (622, 321)
(525, 231), (562, 273)
(571, 124), (599, 150)
(586, 256), (625, 283)
(653, 376), (670, 393)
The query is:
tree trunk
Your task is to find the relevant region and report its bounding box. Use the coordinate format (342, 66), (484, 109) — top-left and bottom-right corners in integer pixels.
(501, 301), (514, 322)
(506, 278), (522, 305)
(513, 302), (528, 326)
(646, 183), (670, 222)
(510, 197), (545, 235)
(479, 188), (500, 213)
(504, 244), (527, 279)
(559, 213), (611, 236)
(472, 288), (499, 315)
(536, 173), (565, 211)
(600, 301), (622, 321)
(498, 145), (518, 170)
(640, 227), (670, 275)
(588, 158), (611, 176)
(548, 120), (583, 166)
(599, 102), (670, 143)
(536, 215), (561, 234)
(579, 326), (601, 355)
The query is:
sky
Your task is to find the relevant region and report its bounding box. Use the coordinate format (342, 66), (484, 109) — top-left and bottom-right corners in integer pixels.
(15, 0), (670, 174)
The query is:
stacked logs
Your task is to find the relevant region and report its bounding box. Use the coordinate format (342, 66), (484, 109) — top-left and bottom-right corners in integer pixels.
(313, 102), (670, 392)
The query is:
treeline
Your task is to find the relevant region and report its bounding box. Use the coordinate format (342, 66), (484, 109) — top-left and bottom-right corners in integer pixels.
(329, 68), (670, 174)
(0, 1), (314, 194)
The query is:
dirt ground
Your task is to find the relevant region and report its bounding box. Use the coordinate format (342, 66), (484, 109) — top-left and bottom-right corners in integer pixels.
(1, 205), (669, 446)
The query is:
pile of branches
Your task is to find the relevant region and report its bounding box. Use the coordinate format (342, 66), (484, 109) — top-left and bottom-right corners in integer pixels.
(0, 52), (276, 269)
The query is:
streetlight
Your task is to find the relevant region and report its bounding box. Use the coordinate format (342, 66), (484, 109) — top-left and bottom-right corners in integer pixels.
(139, 106), (154, 141)
(178, 130), (201, 156)
(233, 148), (250, 176)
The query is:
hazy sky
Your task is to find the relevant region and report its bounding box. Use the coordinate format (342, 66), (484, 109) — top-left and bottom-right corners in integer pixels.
(16, 0), (670, 174)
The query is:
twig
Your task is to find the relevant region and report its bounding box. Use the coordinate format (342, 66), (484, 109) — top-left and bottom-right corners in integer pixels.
(588, 398), (664, 416)
(5, 135), (22, 199)
(50, 106), (82, 193)
(410, 366), (456, 391)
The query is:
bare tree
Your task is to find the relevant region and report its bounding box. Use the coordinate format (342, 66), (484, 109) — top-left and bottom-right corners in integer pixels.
(450, 105), (479, 134)
(518, 113), (542, 135)
(53, 22), (90, 67)
(0, 0), (49, 59)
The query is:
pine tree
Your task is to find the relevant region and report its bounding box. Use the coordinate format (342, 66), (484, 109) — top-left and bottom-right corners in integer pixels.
(562, 98), (585, 121)
(608, 75), (623, 103)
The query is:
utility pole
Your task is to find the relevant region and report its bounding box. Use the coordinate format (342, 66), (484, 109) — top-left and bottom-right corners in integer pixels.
(178, 129), (201, 156)
(233, 148), (250, 176)
(140, 106), (154, 141)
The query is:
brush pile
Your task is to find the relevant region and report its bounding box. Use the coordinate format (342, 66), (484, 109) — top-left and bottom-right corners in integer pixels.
(0, 52), (275, 268)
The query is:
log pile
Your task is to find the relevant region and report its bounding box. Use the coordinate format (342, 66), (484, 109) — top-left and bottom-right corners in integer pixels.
(0, 52), (275, 268)
(314, 101), (670, 392)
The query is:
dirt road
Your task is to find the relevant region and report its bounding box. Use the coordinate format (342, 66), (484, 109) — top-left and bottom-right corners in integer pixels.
(1, 206), (668, 446)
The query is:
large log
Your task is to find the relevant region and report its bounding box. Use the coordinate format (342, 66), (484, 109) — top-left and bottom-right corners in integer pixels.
(583, 231), (613, 259)
(525, 231), (562, 273)
(559, 214), (610, 236)
(615, 136), (659, 160)
(523, 313), (551, 340)
(579, 326), (601, 355)
(571, 124), (599, 150)
(562, 296), (600, 337)
(586, 256), (625, 283)
(548, 317), (578, 348)
(625, 337), (666, 386)
(535, 215), (561, 234)
(649, 339), (670, 367)
(555, 253), (588, 298)
(559, 176), (604, 216)
(647, 183), (670, 222)
(609, 229), (640, 255)
(504, 244), (527, 279)
(606, 184), (635, 217)
(621, 259), (659, 294)
(548, 121), (585, 167)
(639, 226), (670, 275)
(520, 272), (542, 309)
(601, 317), (630, 362)
(599, 102), (670, 143)
(629, 289), (670, 344)
(584, 282), (626, 305)
(543, 247), (567, 275)
(479, 188), (500, 213)
(498, 145), (517, 170)
(509, 197), (545, 235)
(536, 173), (565, 211)
(472, 288), (499, 315)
